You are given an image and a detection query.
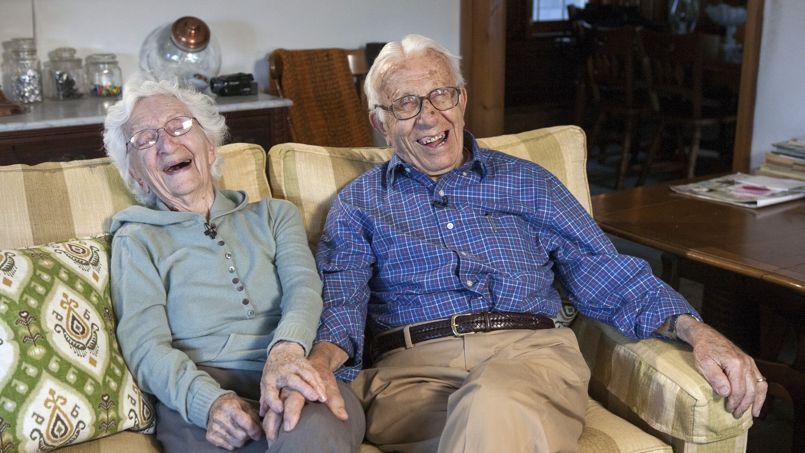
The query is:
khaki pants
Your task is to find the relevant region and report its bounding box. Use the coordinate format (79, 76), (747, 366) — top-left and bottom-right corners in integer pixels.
(350, 328), (590, 453)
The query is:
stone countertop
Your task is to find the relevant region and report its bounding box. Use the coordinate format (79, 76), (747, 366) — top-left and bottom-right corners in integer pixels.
(0, 92), (293, 133)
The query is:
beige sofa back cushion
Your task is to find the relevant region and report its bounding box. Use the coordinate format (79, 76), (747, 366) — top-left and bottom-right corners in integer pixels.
(268, 126), (591, 247)
(0, 143), (271, 249)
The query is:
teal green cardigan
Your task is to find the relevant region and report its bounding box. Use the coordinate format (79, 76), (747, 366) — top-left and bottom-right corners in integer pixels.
(110, 189), (322, 428)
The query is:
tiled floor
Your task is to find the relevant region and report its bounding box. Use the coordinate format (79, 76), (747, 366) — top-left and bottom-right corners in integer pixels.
(587, 152), (794, 453)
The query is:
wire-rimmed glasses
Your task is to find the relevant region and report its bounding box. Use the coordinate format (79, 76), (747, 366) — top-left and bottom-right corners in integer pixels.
(375, 86), (460, 120)
(127, 116), (196, 151)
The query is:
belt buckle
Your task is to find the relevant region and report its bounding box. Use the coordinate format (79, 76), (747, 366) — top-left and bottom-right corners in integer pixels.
(450, 313), (472, 337)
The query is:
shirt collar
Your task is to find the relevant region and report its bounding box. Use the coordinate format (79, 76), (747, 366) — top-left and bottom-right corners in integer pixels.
(385, 129), (489, 186)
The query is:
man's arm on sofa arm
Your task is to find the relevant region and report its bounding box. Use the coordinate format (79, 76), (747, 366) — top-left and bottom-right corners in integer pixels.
(572, 316), (753, 445)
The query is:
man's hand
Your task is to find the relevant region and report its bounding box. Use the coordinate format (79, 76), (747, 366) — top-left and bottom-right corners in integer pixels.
(675, 315), (768, 418)
(206, 393), (262, 450)
(263, 342), (351, 442)
(260, 341), (327, 417)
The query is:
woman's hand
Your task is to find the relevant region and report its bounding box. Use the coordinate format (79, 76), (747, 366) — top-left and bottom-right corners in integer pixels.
(205, 393), (262, 450)
(259, 341), (327, 417)
(263, 341), (351, 442)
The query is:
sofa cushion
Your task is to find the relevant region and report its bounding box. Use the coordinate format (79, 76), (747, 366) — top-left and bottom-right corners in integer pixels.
(267, 126), (591, 248)
(573, 316), (754, 444)
(0, 236), (155, 451)
(579, 399), (671, 452)
(0, 143), (271, 250)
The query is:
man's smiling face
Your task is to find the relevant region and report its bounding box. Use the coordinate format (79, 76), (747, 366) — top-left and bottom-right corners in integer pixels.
(374, 50), (468, 179)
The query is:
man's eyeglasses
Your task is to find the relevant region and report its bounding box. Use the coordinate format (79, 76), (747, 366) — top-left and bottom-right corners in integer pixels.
(376, 86), (460, 120)
(127, 116), (196, 151)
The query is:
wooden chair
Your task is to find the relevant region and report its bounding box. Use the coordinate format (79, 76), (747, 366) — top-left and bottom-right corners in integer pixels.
(346, 48), (369, 110)
(637, 30), (737, 184)
(268, 48), (373, 147)
(585, 26), (652, 189)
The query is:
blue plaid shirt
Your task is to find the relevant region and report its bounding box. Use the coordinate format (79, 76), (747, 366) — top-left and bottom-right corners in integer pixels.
(316, 131), (697, 380)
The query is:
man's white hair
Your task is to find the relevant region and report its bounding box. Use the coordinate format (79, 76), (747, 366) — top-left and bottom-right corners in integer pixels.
(103, 73), (228, 207)
(364, 34), (464, 119)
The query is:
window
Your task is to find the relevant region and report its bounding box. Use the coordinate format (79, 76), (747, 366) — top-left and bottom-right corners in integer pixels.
(532, 0), (588, 22)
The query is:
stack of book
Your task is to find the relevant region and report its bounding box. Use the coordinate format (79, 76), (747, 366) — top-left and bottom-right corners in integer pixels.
(757, 138), (805, 181)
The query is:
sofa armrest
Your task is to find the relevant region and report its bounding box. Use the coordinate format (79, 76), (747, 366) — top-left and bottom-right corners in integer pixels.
(572, 316), (753, 445)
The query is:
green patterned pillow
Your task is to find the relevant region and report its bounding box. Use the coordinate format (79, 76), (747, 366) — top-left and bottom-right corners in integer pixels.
(0, 236), (154, 451)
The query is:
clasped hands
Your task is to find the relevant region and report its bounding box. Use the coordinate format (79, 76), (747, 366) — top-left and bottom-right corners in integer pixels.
(204, 341), (346, 450)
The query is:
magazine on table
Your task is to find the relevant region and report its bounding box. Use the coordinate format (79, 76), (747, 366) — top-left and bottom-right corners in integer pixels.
(669, 173), (805, 208)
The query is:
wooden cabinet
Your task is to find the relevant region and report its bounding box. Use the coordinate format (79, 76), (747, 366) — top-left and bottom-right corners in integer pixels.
(0, 96), (291, 166)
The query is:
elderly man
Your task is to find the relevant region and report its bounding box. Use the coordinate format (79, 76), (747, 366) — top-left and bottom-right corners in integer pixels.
(266, 34), (767, 452)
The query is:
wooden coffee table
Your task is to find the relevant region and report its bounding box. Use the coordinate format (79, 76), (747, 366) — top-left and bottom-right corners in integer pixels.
(592, 181), (805, 451)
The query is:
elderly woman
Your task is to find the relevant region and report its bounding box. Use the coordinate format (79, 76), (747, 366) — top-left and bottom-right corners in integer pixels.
(102, 77), (364, 452)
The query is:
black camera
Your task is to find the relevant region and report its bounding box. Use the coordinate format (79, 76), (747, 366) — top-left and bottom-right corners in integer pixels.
(209, 73), (257, 96)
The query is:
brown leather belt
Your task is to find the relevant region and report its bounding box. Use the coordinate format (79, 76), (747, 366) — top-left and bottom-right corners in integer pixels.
(370, 312), (555, 360)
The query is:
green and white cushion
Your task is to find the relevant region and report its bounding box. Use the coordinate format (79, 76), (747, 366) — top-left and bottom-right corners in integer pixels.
(0, 236), (154, 451)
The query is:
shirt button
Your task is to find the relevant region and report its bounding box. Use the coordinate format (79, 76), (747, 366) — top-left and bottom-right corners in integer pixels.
(438, 190), (445, 197)
(232, 278), (240, 284)
(241, 298), (250, 305)
(228, 266), (235, 273)
(446, 222), (454, 230)
(405, 168), (411, 173)
(462, 171), (468, 176)
(466, 280), (474, 287)
(460, 251), (467, 256)
(225, 252), (232, 260)
(218, 240), (225, 246)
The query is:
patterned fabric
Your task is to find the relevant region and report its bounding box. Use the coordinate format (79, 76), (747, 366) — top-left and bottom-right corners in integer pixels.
(573, 316), (754, 445)
(268, 126), (592, 248)
(0, 236), (154, 451)
(0, 143), (271, 250)
(268, 127), (749, 452)
(314, 131), (696, 379)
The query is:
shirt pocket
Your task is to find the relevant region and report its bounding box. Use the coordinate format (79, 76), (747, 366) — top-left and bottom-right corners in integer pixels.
(461, 204), (546, 272)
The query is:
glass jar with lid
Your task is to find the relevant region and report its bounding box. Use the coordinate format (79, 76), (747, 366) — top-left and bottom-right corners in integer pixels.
(2, 38), (25, 93)
(44, 47), (84, 100)
(7, 38), (43, 104)
(85, 53), (122, 97)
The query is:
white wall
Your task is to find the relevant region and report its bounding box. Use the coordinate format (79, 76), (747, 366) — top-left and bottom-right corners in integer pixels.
(0, 0), (460, 91)
(750, 0), (805, 169)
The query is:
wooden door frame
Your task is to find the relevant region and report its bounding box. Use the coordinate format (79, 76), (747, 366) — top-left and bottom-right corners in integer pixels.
(733, 0), (764, 172)
(460, 0), (507, 137)
(462, 0), (764, 173)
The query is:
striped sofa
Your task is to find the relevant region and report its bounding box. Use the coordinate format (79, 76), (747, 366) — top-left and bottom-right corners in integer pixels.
(0, 126), (751, 452)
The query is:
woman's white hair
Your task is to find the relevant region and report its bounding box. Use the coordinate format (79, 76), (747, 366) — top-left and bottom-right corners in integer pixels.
(103, 73), (228, 207)
(365, 34), (464, 121)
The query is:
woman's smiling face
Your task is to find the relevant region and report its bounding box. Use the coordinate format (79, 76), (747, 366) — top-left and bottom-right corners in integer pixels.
(125, 95), (216, 211)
